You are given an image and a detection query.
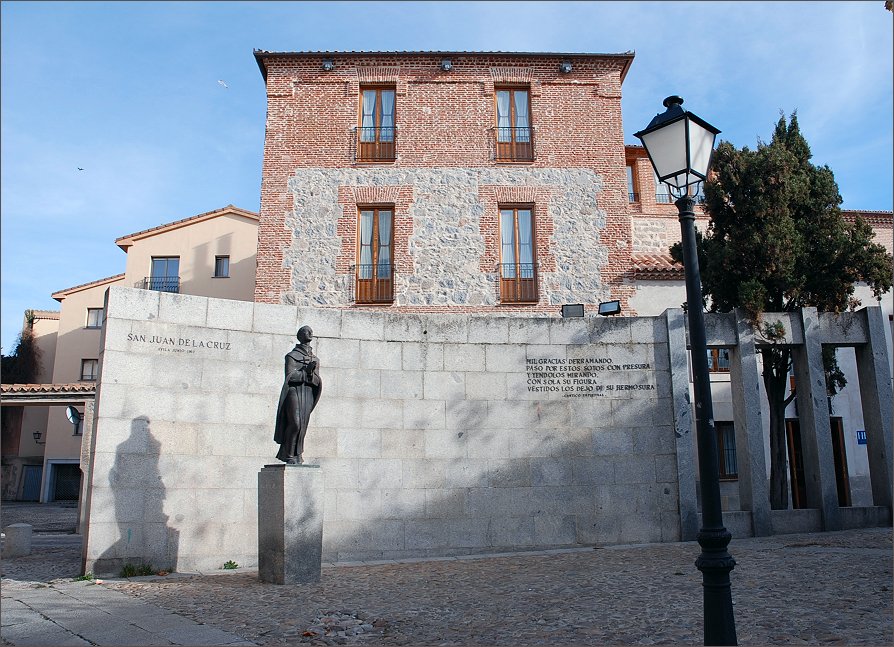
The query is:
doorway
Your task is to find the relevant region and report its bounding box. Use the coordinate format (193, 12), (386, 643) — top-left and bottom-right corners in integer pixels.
(829, 417), (851, 507)
(21, 465), (42, 501)
(785, 420), (807, 509)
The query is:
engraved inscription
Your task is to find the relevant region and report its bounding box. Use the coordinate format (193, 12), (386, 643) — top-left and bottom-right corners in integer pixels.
(525, 357), (655, 397)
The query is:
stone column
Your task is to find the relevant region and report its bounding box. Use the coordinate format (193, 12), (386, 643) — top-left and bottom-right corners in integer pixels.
(77, 399), (96, 538)
(730, 310), (771, 536)
(855, 306), (893, 509)
(258, 464), (324, 585)
(665, 308), (698, 541)
(791, 307), (841, 531)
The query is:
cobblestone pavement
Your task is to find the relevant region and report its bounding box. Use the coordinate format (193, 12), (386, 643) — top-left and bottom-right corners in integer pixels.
(1, 501), (78, 533)
(2, 517), (890, 646)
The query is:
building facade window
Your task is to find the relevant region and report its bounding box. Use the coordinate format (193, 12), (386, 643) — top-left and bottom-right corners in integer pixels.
(80, 359), (98, 381)
(495, 87), (533, 161)
(148, 256), (180, 293)
(214, 255), (230, 278)
(499, 205), (538, 303)
(358, 87), (396, 162)
(707, 348), (731, 372)
(86, 308), (104, 329)
(655, 172), (672, 203)
(626, 164), (639, 202)
(355, 207), (393, 304)
(715, 421), (738, 479)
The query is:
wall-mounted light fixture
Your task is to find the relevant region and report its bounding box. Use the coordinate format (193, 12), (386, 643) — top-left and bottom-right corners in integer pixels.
(33, 430), (45, 445)
(321, 58), (335, 72)
(559, 61), (573, 74)
(440, 58), (453, 72)
(561, 304), (585, 318)
(597, 300), (621, 316)
(66, 406), (83, 435)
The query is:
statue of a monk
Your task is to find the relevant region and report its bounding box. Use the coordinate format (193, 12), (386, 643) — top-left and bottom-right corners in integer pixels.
(274, 325), (323, 464)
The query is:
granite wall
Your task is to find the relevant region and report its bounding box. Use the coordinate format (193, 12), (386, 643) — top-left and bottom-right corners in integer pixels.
(83, 287), (689, 575)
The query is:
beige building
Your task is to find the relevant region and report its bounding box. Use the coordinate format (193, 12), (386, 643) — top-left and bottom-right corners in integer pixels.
(2, 205), (259, 502)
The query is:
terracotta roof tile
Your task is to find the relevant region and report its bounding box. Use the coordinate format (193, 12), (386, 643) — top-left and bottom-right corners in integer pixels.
(631, 253), (684, 280)
(52, 274), (125, 301)
(1, 383), (95, 394)
(115, 205), (258, 249)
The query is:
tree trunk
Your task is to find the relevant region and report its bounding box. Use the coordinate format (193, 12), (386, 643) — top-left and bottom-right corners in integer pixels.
(762, 347), (792, 510)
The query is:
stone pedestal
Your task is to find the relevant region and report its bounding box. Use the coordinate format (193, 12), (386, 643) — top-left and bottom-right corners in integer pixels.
(258, 464), (323, 584)
(3, 523), (33, 557)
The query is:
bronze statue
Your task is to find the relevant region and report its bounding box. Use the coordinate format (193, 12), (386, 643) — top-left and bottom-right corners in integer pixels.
(274, 326), (322, 464)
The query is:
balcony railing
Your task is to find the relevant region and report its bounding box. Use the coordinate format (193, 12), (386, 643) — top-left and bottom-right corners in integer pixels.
(352, 264), (394, 304)
(136, 276), (180, 293)
(499, 262), (538, 303)
(656, 193), (673, 204)
(495, 127), (534, 162)
(628, 192), (639, 203)
(357, 127), (396, 162)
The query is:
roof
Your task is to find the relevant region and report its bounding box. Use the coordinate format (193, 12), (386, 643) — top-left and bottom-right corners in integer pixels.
(1, 383), (96, 394)
(253, 49), (636, 83)
(30, 310), (60, 320)
(0, 383), (96, 405)
(631, 253), (684, 280)
(52, 274), (126, 302)
(842, 210), (893, 227)
(115, 205), (259, 251)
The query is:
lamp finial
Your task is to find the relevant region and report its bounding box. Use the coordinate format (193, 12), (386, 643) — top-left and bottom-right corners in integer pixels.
(663, 95), (684, 109)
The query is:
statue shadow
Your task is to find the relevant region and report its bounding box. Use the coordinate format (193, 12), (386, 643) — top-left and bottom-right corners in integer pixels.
(91, 416), (179, 577)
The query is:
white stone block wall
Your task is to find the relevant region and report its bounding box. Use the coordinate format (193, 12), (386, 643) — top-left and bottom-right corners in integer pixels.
(84, 287), (681, 574)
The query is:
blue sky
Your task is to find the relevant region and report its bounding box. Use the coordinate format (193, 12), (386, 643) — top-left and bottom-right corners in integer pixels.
(2, 1), (892, 353)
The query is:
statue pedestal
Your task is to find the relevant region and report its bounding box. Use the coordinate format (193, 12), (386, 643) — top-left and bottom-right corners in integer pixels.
(258, 464), (324, 584)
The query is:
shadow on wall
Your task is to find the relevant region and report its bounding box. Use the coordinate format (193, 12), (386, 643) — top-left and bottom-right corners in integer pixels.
(93, 416), (179, 577)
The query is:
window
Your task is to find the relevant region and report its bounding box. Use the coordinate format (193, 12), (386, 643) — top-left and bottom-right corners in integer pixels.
(355, 207), (393, 303)
(499, 205), (537, 303)
(80, 359), (98, 381)
(655, 172), (672, 203)
(86, 308), (104, 329)
(707, 348), (731, 372)
(148, 257), (180, 293)
(495, 87), (533, 161)
(626, 164), (639, 202)
(716, 422), (738, 479)
(214, 255), (230, 278)
(358, 87), (396, 161)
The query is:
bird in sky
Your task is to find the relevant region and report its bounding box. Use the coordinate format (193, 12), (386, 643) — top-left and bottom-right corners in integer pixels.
(217, 80), (229, 89)
(77, 167), (84, 171)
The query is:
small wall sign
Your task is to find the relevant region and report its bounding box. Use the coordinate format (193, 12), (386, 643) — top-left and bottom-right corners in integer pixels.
(856, 430), (867, 445)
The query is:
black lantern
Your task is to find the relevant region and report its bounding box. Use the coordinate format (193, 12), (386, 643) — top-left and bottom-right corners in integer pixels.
(636, 96), (737, 646)
(634, 95), (720, 195)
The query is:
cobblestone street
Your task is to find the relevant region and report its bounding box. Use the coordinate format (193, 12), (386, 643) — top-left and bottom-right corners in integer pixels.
(3, 504), (891, 646)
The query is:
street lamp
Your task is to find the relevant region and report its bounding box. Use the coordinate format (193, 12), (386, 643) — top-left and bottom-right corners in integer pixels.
(635, 96), (736, 646)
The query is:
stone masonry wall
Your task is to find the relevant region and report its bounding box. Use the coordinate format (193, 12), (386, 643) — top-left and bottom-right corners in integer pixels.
(255, 52), (633, 311)
(282, 167), (611, 311)
(84, 287), (682, 575)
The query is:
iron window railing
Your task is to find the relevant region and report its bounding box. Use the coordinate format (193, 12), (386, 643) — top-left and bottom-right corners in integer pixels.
(656, 192), (673, 204)
(499, 262), (538, 303)
(628, 192), (640, 202)
(357, 127), (396, 161)
(352, 263), (394, 304)
(495, 127), (534, 162)
(137, 276), (180, 293)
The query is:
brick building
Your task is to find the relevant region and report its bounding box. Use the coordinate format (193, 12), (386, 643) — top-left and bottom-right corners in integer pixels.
(253, 50), (651, 314)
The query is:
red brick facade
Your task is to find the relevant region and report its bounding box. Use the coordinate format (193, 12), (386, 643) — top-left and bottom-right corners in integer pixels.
(254, 51), (639, 314)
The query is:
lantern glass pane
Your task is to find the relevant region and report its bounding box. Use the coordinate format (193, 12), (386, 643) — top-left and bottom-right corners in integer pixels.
(641, 118), (686, 182)
(688, 119), (716, 179)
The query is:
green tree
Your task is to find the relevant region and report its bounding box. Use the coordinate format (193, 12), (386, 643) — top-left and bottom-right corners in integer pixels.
(1, 310), (42, 384)
(672, 113), (892, 510)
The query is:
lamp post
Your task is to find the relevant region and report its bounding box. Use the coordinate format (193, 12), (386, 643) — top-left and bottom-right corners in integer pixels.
(635, 96), (737, 646)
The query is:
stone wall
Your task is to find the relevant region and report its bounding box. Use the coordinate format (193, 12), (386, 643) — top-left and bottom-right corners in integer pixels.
(281, 167), (612, 312)
(84, 287), (684, 574)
